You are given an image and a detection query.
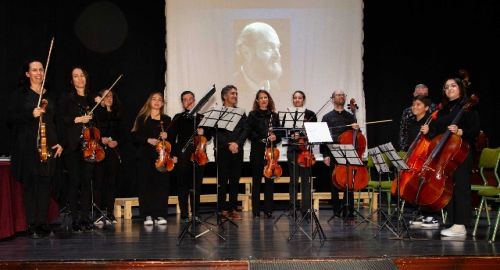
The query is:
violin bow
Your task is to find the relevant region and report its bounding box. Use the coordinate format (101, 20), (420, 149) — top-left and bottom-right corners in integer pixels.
(37, 37), (54, 107)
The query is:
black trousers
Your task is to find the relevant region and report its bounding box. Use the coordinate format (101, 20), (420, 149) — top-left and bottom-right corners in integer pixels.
(64, 150), (93, 222)
(287, 151), (311, 212)
(251, 144), (274, 214)
(176, 151), (204, 218)
(137, 159), (170, 219)
(217, 149), (242, 212)
(93, 148), (120, 216)
(24, 173), (51, 226)
(446, 152), (473, 226)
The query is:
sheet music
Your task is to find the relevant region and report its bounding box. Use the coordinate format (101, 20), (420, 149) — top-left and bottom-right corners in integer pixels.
(328, 144), (364, 166)
(304, 122), (333, 143)
(199, 106), (245, 132)
(379, 142), (409, 170)
(368, 147), (390, 173)
(278, 107), (305, 128)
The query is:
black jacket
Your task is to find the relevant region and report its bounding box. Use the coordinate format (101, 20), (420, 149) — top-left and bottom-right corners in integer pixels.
(131, 114), (172, 160)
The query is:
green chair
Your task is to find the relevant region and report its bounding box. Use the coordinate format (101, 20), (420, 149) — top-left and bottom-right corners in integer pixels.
(360, 153), (394, 214)
(472, 147), (500, 240)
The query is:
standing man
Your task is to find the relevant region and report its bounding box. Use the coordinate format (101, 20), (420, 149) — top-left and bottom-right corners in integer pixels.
(399, 83), (437, 151)
(214, 85), (247, 220)
(169, 91), (211, 223)
(320, 90), (359, 218)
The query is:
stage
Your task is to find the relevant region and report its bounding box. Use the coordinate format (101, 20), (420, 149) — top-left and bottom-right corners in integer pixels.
(1, 210), (499, 269)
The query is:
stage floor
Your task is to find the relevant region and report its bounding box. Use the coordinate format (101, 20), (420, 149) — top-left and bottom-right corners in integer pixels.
(0, 209), (499, 263)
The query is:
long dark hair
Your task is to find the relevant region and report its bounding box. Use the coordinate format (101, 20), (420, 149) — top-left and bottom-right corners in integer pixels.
(69, 66), (91, 96)
(441, 78), (467, 107)
(18, 59), (43, 89)
(98, 89), (122, 117)
(252, 89), (276, 112)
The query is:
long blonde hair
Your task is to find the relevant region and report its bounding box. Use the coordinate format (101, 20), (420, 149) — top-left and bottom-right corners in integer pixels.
(131, 92), (165, 132)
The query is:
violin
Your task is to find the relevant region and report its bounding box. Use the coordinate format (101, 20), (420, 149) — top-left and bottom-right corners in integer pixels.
(191, 134), (208, 166)
(155, 120), (175, 172)
(400, 96), (478, 211)
(331, 98), (369, 191)
(392, 108), (440, 196)
(38, 99), (50, 162)
(82, 123), (106, 163)
(263, 113), (282, 179)
(296, 135), (316, 168)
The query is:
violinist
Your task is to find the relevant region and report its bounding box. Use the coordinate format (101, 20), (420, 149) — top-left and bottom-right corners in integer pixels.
(58, 66), (97, 231)
(286, 90), (317, 216)
(169, 91), (211, 222)
(320, 90), (359, 218)
(399, 84), (437, 151)
(8, 59), (63, 238)
(131, 92), (176, 226)
(93, 89), (122, 225)
(246, 90), (281, 218)
(215, 85), (247, 221)
(421, 78), (479, 237)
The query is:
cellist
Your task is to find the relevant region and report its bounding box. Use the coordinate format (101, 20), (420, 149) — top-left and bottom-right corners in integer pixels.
(8, 59), (63, 238)
(421, 78), (479, 237)
(131, 92), (176, 226)
(245, 90), (282, 218)
(320, 90), (359, 218)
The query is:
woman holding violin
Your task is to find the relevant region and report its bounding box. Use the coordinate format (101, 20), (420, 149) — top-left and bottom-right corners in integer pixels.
(58, 66), (97, 231)
(421, 78), (479, 237)
(93, 89), (122, 224)
(8, 59), (63, 237)
(286, 90), (317, 216)
(246, 90), (282, 218)
(168, 91), (211, 222)
(320, 90), (360, 218)
(131, 92), (175, 226)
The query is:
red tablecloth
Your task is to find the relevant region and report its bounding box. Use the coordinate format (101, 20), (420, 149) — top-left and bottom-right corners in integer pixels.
(0, 161), (59, 240)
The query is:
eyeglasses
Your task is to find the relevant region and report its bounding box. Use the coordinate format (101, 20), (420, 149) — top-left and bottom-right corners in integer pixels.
(332, 94), (346, 98)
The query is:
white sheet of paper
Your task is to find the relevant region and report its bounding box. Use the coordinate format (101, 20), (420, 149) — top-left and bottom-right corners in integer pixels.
(304, 122), (333, 143)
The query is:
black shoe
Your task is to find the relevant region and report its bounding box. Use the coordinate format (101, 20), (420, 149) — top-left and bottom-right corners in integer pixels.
(265, 212), (273, 219)
(253, 212), (260, 218)
(36, 224), (52, 237)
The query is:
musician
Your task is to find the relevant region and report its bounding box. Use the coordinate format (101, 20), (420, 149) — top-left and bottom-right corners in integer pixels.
(215, 85), (247, 220)
(320, 90), (359, 218)
(399, 84), (437, 151)
(246, 90), (282, 218)
(58, 66), (97, 231)
(131, 92), (175, 226)
(169, 91), (211, 222)
(93, 89), (122, 224)
(8, 59), (63, 237)
(406, 95), (432, 145)
(285, 90), (317, 216)
(422, 78), (479, 237)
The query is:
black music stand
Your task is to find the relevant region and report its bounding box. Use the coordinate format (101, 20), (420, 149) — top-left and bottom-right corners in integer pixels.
(327, 144), (369, 223)
(177, 86), (220, 245)
(288, 122), (330, 244)
(378, 142), (411, 239)
(200, 105), (244, 229)
(354, 146), (398, 235)
(274, 109), (306, 223)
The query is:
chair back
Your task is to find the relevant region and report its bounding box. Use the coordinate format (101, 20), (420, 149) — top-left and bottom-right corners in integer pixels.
(478, 147), (500, 187)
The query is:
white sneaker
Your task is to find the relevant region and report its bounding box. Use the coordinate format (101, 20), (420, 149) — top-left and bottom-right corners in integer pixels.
(93, 220), (104, 226)
(144, 216), (154, 226)
(155, 217), (167, 225)
(409, 215), (424, 227)
(421, 216), (439, 228)
(440, 224), (466, 237)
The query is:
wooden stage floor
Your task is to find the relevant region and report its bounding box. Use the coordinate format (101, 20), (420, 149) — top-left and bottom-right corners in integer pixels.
(1, 210), (499, 269)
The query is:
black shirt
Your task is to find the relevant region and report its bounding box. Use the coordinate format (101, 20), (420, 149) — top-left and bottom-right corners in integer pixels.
(132, 115), (172, 160)
(320, 109), (355, 157)
(168, 111), (212, 157)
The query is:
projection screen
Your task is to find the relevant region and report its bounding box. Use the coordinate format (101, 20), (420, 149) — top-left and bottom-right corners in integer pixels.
(165, 0), (364, 161)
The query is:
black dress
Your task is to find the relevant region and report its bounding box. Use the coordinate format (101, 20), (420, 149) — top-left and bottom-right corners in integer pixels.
(131, 115), (172, 219)
(7, 87), (60, 230)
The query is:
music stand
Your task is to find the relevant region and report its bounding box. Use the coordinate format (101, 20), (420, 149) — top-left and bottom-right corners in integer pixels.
(378, 142), (411, 239)
(354, 147), (398, 235)
(288, 122), (330, 244)
(274, 109), (306, 223)
(177, 86), (221, 245)
(200, 106), (244, 229)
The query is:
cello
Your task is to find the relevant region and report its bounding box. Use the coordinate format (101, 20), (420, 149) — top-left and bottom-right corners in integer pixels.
(392, 107), (440, 195)
(400, 96), (478, 211)
(331, 98), (369, 191)
(263, 113), (282, 179)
